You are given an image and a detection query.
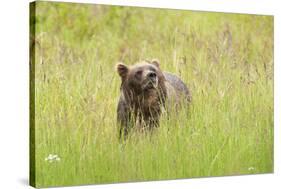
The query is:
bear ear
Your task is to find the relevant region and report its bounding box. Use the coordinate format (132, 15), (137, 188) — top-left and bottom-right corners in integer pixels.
(116, 63), (129, 79)
(151, 59), (160, 68)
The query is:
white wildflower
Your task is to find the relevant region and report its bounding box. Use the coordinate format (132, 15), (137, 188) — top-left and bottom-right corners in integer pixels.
(44, 154), (61, 163)
(53, 154), (58, 158)
(248, 167), (255, 171)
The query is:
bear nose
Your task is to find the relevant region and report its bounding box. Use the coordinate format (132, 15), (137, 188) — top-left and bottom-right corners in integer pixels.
(147, 71), (156, 79)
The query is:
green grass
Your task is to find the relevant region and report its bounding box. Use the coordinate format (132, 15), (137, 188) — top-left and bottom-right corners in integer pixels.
(30, 1), (273, 187)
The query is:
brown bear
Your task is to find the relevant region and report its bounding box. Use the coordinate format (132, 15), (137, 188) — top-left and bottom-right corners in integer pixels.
(116, 59), (191, 139)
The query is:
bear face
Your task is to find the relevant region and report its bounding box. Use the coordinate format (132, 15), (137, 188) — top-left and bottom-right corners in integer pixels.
(116, 60), (166, 98)
(128, 64), (159, 92)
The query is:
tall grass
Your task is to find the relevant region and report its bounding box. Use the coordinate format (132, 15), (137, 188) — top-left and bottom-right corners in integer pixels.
(30, 1), (273, 187)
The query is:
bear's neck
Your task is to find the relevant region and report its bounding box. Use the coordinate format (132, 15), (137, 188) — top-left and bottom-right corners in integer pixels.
(123, 88), (163, 116)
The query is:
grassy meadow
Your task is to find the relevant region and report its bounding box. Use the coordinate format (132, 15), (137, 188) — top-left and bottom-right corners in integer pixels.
(30, 1), (274, 187)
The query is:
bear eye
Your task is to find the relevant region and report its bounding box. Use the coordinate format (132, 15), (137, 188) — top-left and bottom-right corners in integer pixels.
(135, 70), (142, 76)
(150, 67), (156, 72)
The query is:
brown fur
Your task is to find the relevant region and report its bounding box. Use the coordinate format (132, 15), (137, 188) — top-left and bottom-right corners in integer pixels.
(116, 59), (191, 139)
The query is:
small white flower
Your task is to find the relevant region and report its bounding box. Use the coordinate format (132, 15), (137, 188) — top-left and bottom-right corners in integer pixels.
(45, 154), (61, 163)
(248, 167), (255, 171)
(53, 154), (58, 159)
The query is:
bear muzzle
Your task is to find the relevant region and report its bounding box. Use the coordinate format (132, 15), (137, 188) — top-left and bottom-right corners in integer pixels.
(142, 71), (158, 90)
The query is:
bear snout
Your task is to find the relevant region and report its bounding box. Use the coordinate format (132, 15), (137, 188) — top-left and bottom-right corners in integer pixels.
(147, 71), (157, 79)
(146, 71), (158, 84)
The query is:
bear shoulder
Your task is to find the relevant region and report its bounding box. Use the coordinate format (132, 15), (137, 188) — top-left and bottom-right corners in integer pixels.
(164, 72), (191, 103)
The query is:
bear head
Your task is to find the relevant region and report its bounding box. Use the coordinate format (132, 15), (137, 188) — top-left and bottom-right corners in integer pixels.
(116, 59), (166, 98)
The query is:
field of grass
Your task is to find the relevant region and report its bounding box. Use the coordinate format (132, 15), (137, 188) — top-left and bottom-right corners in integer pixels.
(30, 1), (273, 187)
